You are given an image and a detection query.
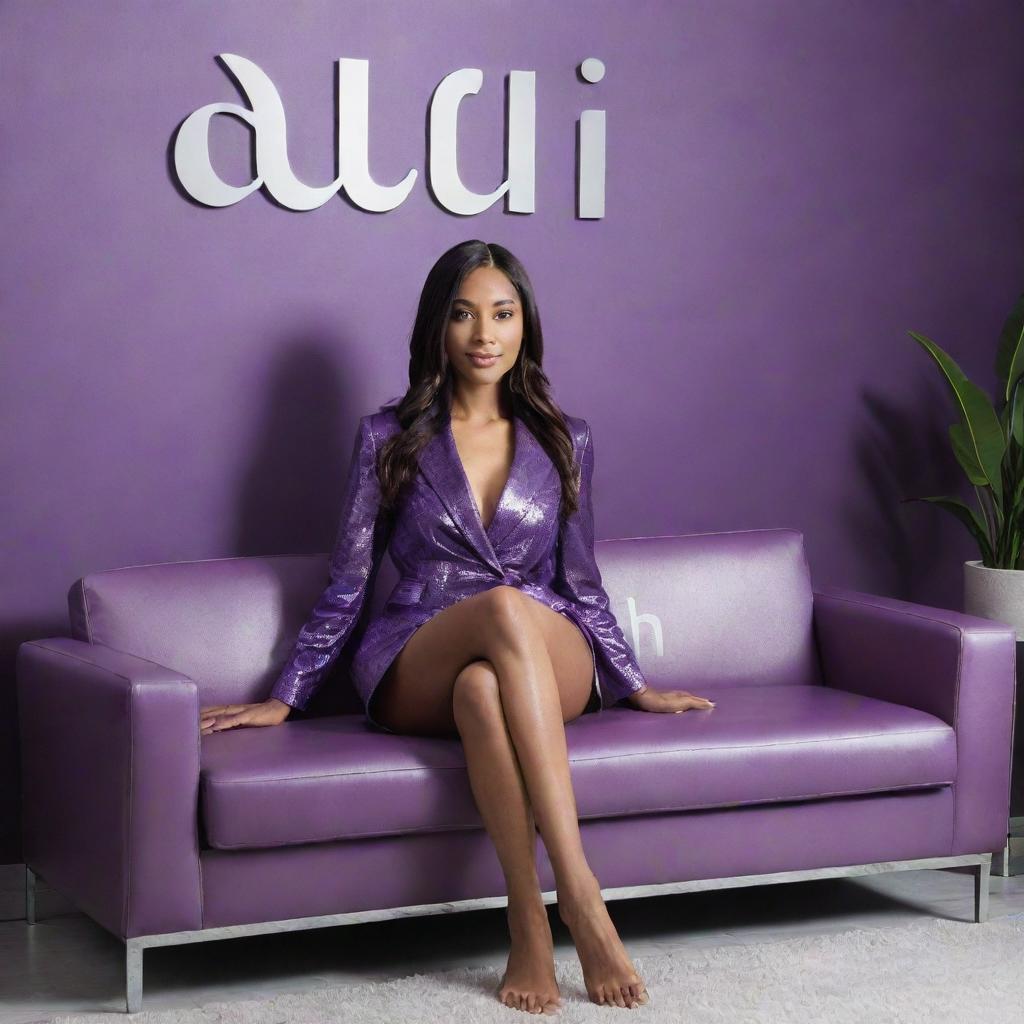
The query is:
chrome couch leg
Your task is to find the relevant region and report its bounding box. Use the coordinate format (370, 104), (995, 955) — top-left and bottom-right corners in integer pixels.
(992, 834), (1011, 877)
(25, 865), (36, 925)
(974, 854), (991, 923)
(126, 939), (143, 1013)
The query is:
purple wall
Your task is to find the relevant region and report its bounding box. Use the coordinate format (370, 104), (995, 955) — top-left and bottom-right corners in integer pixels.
(2, 1), (1022, 863)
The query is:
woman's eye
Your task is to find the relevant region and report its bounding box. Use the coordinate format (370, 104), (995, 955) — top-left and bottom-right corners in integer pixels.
(452, 309), (514, 320)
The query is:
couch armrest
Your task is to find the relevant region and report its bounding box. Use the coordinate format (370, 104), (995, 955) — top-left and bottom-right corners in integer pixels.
(16, 637), (203, 938)
(812, 585), (1017, 855)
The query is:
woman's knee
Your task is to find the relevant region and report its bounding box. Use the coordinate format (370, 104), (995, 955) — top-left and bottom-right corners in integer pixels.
(476, 585), (537, 648)
(451, 659), (502, 725)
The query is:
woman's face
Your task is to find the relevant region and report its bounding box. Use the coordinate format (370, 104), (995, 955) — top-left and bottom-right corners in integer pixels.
(444, 265), (523, 390)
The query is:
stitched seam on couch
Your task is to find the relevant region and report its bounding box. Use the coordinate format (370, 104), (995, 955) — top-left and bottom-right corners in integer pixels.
(204, 727), (954, 785)
(205, 780), (953, 848)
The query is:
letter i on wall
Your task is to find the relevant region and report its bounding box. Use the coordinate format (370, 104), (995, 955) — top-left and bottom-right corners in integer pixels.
(578, 57), (606, 219)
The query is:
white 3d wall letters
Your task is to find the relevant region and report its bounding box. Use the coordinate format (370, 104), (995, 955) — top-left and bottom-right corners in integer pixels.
(173, 54), (608, 218)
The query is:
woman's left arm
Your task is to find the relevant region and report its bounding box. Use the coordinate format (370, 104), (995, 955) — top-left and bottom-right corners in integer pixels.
(552, 421), (714, 715)
(552, 421), (650, 704)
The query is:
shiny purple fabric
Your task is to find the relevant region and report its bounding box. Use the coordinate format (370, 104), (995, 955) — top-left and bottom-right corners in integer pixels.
(268, 405), (649, 728)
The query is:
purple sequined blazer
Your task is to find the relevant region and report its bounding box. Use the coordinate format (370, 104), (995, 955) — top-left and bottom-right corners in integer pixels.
(269, 404), (649, 730)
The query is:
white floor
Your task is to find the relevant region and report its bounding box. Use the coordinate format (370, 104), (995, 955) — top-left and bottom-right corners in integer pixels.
(2, 853), (1022, 1023)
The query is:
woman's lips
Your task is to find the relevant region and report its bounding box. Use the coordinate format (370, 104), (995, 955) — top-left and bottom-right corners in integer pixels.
(468, 353), (499, 367)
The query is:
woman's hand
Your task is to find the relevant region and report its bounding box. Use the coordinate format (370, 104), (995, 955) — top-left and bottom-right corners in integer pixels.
(200, 698), (292, 735)
(626, 685), (715, 714)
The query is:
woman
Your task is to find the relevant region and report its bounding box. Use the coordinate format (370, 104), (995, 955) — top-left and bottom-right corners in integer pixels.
(200, 240), (715, 1014)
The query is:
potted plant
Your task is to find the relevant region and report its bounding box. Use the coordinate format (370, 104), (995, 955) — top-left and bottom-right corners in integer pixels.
(904, 291), (1024, 635)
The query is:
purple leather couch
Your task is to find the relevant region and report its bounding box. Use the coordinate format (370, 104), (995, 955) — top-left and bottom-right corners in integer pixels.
(16, 528), (1017, 1013)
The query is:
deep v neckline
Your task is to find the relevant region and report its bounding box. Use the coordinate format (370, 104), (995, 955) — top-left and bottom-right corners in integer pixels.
(446, 411), (519, 536)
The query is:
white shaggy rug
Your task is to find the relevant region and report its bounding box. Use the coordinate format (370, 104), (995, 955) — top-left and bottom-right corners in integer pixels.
(51, 913), (1024, 1023)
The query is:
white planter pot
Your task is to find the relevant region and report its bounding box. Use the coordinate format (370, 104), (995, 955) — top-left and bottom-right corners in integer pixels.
(964, 560), (1024, 641)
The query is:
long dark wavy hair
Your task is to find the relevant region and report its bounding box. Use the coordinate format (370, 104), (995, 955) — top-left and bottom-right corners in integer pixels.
(375, 240), (581, 523)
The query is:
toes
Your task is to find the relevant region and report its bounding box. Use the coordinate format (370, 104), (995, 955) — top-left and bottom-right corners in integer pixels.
(499, 985), (561, 1014)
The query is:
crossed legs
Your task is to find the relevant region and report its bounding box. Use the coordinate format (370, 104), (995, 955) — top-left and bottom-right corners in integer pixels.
(370, 586), (649, 1013)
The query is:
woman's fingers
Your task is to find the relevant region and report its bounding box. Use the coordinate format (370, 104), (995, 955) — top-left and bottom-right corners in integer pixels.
(200, 706), (232, 720)
(200, 702), (256, 727)
(200, 701), (284, 735)
(629, 687), (716, 715)
(201, 709), (250, 733)
(670, 691), (715, 713)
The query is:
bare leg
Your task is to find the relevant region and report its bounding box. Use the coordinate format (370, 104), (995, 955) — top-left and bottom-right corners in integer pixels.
(451, 661), (561, 1014)
(482, 590), (648, 1010)
(372, 586), (649, 1009)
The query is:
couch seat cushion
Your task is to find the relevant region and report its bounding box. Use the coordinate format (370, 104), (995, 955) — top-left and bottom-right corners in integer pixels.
(199, 684), (955, 850)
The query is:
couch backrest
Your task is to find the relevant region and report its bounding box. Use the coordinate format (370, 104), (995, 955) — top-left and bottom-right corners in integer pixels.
(67, 527), (820, 713)
(593, 528), (821, 690)
(68, 552), (383, 714)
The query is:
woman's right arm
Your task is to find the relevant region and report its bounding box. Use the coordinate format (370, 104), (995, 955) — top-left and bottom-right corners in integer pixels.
(267, 413), (392, 712)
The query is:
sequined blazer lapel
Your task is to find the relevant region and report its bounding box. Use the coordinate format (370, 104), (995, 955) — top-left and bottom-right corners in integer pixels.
(415, 407), (556, 574)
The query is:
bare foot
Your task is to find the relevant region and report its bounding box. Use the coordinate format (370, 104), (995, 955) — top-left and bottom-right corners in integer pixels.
(496, 896), (563, 1015)
(558, 871), (649, 1008)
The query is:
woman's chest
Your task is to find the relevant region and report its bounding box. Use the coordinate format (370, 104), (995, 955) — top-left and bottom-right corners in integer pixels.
(449, 417), (516, 533)
(387, 454), (562, 575)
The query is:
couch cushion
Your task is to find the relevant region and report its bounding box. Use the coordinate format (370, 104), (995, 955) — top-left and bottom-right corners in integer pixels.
(199, 684), (955, 850)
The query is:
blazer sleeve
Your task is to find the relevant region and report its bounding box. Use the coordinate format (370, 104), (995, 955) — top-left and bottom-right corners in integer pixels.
(553, 421), (649, 704)
(269, 414), (391, 710)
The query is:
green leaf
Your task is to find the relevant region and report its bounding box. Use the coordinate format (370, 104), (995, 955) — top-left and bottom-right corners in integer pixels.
(901, 495), (994, 565)
(994, 291), (1024, 400)
(908, 330), (1005, 506)
(1005, 472), (1024, 539)
(949, 423), (988, 484)
(1011, 377), (1024, 448)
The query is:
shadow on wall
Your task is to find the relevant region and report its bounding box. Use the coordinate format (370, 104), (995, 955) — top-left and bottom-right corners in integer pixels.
(233, 332), (373, 560)
(232, 332), (399, 720)
(846, 372), (977, 610)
